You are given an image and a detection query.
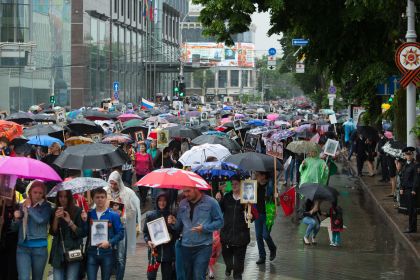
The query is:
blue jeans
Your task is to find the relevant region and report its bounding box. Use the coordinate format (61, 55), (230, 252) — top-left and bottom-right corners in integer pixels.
(53, 262), (80, 280)
(181, 245), (212, 280)
(86, 251), (114, 280)
(16, 246), (48, 280)
(254, 214), (277, 259)
(175, 240), (186, 280)
(332, 231), (341, 245)
(302, 217), (320, 238)
(115, 232), (127, 280)
(284, 159), (295, 184)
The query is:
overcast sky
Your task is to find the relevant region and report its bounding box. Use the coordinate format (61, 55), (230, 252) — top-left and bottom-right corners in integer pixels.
(251, 12), (283, 57)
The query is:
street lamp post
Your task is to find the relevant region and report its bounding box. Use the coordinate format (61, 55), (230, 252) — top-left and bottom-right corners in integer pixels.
(406, 0), (417, 147)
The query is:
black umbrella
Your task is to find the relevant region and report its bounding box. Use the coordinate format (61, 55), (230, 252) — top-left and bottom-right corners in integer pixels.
(67, 119), (104, 135)
(84, 110), (120, 121)
(357, 126), (379, 142)
(225, 152), (281, 172)
(24, 124), (64, 138)
(192, 135), (241, 151)
(6, 112), (34, 124)
(10, 136), (29, 147)
(120, 125), (149, 136)
(54, 143), (129, 169)
(32, 114), (57, 123)
(298, 183), (339, 202)
(166, 125), (201, 139)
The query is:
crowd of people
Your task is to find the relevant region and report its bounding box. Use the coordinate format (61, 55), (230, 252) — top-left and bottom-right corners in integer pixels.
(0, 99), (418, 280)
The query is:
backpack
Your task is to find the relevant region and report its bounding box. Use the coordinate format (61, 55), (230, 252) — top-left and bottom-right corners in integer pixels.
(331, 206), (343, 229)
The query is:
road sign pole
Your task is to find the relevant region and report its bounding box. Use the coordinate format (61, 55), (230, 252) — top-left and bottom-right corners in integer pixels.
(406, 0), (417, 147)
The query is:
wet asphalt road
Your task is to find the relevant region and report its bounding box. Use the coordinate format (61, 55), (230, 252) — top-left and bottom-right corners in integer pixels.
(125, 166), (420, 279)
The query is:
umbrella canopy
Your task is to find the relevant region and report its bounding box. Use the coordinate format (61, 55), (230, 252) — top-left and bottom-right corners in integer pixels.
(298, 183), (339, 202)
(118, 113), (142, 122)
(286, 141), (320, 154)
(135, 168), (210, 190)
(225, 152), (282, 172)
(123, 119), (145, 127)
(10, 136), (29, 146)
(191, 134), (241, 151)
(0, 120), (23, 141)
(68, 119), (104, 135)
(67, 109), (83, 120)
(6, 112), (34, 124)
(247, 120), (265, 127)
(28, 135), (64, 147)
(84, 110), (119, 121)
(193, 161), (249, 182)
(267, 113), (279, 121)
(179, 144), (231, 167)
(357, 126), (379, 142)
(102, 134), (133, 144)
(32, 114), (57, 123)
(53, 143), (128, 169)
(24, 124), (64, 138)
(166, 125), (201, 139)
(0, 156), (62, 181)
(65, 136), (94, 146)
(47, 177), (109, 197)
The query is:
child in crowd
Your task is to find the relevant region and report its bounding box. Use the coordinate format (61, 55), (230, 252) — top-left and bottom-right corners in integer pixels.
(330, 202), (344, 246)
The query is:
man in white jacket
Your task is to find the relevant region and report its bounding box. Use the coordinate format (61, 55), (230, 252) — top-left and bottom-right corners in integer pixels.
(105, 171), (141, 280)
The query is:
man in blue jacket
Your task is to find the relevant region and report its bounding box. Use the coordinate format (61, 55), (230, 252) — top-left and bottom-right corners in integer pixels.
(85, 188), (124, 280)
(168, 187), (223, 280)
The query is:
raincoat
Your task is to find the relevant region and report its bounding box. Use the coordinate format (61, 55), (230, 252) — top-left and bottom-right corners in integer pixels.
(299, 157), (329, 186)
(105, 171), (141, 255)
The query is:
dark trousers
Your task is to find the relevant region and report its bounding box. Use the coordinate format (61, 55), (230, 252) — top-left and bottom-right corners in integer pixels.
(356, 156), (365, 175)
(136, 174), (149, 204)
(181, 245), (212, 280)
(0, 242), (18, 280)
(147, 262), (175, 280)
(221, 244), (247, 280)
(406, 192), (418, 232)
(379, 155), (389, 180)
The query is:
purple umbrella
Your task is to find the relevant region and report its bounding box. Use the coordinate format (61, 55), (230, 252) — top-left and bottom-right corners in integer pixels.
(0, 156), (62, 181)
(185, 111), (201, 117)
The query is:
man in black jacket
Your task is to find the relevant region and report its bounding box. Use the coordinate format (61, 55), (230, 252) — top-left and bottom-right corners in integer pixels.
(398, 147), (419, 233)
(377, 131), (389, 182)
(219, 178), (252, 280)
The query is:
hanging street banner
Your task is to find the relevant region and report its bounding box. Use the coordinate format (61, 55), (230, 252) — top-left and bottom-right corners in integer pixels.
(395, 42), (420, 88)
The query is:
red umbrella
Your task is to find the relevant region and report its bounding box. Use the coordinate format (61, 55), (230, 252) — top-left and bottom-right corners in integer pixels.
(0, 120), (23, 141)
(135, 168), (210, 190)
(117, 113), (142, 122)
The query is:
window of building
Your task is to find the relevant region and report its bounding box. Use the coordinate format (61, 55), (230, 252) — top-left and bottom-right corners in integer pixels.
(127, 0), (130, 19)
(133, 0), (136, 22)
(91, 18), (98, 44)
(114, 0), (118, 14)
(218, 70), (227, 88)
(242, 70), (249, 87)
(0, 1), (30, 42)
(230, 70), (239, 87)
(206, 70), (215, 88)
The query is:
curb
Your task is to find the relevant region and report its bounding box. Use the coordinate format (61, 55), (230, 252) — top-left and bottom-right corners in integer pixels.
(348, 162), (420, 260)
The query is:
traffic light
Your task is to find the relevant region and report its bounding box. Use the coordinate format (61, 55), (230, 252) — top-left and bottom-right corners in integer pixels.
(49, 95), (55, 104)
(173, 79), (179, 96)
(179, 82), (186, 97)
(388, 94), (394, 102)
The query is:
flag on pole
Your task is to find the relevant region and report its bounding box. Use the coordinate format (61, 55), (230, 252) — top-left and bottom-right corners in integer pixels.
(141, 98), (155, 110)
(279, 187), (296, 216)
(144, 0), (148, 18)
(149, 0), (154, 21)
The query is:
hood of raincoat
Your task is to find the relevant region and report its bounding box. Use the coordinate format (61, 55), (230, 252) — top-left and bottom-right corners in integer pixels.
(155, 192), (170, 215)
(108, 170), (126, 191)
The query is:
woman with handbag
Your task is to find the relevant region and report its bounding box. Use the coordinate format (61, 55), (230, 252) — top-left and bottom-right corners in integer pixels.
(135, 142), (154, 205)
(49, 190), (87, 280)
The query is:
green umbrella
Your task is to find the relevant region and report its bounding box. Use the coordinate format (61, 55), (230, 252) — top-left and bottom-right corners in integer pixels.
(123, 119), (145, 127)
(286, 141), (321, 154)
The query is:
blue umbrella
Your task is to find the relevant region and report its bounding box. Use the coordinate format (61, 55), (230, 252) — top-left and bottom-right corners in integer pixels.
(193, 161), (249, 182)
(28, 135), (64, 147)
(223, 106), (233, 110)
(203, 131), (227, 137)
(67, 109), (83, 120)
(247, 119), (265, 126)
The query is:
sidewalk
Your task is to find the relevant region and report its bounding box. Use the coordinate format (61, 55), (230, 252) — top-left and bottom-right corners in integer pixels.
(348, 157), (420, 259)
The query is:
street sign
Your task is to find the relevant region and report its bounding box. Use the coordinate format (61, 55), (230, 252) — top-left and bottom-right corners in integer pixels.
(267, 65), (276, 70)
(268, 48), (277, 56)
(114, 91), (119, 100)
(296, 62), (305, 73)
(113, 81), (119, 92)
(292, 39), (309, 46)
(328, 86), (337, 95)
(55, 108), (66, 126)
(268, 55), (276, 66)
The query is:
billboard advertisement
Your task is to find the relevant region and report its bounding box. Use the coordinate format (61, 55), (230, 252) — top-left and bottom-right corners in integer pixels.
(182, 42), (255, 67)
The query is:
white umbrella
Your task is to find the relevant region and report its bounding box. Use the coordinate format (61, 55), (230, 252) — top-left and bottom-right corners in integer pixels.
(179, 144), (231, 168)
(47, 177), (109, 197)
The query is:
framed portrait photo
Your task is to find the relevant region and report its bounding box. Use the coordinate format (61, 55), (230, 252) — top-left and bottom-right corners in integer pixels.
(0, 174), (17, 200)
(157, 129), (170, 149)
(135, 131), (144, 142)
(91, 220), (109, 246)
(208, 118), (216, 126)
(147, 217), (171, 246)
(324, 138), (339, 157)
(114, 120), (123, 132)
(240, 180), (258, 204)
(200, 112), (208, 121)
(90, 133), (102, 143)
(233, 119), (242, 131)
(190, 117), (200, 126)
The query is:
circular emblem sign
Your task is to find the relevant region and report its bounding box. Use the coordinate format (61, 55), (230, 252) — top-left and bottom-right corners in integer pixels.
(395, 42), (420, 88)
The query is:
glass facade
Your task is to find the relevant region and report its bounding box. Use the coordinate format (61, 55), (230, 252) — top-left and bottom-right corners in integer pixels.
(0, 0), (30, 43)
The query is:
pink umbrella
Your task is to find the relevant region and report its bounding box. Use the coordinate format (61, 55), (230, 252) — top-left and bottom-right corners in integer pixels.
(0, 156), (62, 181)
(220, 118), (231, 125)
(117, 113), (142, 122)
(267, 113), (279, 121)
(234, 113), (245, 119)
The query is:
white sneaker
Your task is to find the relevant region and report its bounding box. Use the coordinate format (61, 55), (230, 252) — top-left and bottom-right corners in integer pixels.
(311, 237), (317, 244)
(303, 236), (310, 245)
